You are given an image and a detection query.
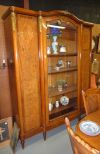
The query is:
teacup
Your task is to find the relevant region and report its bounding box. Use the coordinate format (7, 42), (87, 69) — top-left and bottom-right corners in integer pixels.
(60, 46), (66, 52)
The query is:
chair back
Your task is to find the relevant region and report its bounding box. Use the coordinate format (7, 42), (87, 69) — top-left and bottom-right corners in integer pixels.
(65, 117), (100, 154)
(91, 73), (97, 88)
(82, 88), (100, 115)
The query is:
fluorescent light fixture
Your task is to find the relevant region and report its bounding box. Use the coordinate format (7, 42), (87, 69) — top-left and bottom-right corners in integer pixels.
(47, 24), (66, 29)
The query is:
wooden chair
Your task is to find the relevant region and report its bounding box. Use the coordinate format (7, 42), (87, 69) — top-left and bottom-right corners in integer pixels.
(65, 117), (100, 154)
(82, 88), (100, 115)
(91, 73), (97, 88)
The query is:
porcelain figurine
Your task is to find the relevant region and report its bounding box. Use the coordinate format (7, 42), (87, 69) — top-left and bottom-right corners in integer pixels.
(52, 36), (58, 54)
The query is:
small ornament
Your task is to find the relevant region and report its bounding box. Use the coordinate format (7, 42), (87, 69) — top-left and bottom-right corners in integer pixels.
(47, 46), (51, 54)
(49, 103), (53, 111)
(52, 36), (58, 54)
(55, 101), (59, 108)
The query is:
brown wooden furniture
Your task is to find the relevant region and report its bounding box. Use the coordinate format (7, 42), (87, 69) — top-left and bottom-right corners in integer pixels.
(91, 73), (97, 88)
(76, 110), (100, 151)
(3, 7), (43, 147)
(65, 117), (99, 154)
(2, 6), (93, 146)
(82, 88), (100, 115)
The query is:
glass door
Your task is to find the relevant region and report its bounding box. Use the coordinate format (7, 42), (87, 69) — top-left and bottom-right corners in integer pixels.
(45, 19), (78, 121)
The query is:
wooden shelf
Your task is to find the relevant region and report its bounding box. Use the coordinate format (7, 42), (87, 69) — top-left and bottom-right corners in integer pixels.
(48, 85), (77, 97)
(49, 97), (77, 120)
(48, 66), (77, 74)
(47, 52), (77, 57)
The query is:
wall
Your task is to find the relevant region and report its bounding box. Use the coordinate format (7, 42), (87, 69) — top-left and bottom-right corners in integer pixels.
(0, 5), (12, 119)
(0, 1), (28, 119)
(0, 0), (100, 23)
(0, 0), (23, 7)
(29, 0), (100, 23)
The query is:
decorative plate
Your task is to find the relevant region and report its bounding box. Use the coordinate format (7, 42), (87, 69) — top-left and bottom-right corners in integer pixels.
(60, 96), (69, 106)
(79, 120), (100, 136)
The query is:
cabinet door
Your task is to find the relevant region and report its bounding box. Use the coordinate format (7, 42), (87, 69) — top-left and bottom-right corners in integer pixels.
(16, 14), (42, 132)
(42, 16), (80, 125)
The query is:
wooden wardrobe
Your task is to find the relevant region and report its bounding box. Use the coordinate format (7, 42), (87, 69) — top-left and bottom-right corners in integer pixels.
(2, 6), (93, 146)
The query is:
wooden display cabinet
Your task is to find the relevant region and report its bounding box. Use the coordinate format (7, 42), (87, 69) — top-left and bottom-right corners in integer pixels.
(42, 18), (78, 128)
(2, 7), (93, 145)
(41, 15), (93, 137)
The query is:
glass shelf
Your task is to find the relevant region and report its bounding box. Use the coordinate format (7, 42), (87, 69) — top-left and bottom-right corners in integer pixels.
(47, 52), (77, 57)
(48, 85), (77, 97)
(49, 97), (77, 120)
(46, 19), (78, 121)
(48, 66), (77, 74)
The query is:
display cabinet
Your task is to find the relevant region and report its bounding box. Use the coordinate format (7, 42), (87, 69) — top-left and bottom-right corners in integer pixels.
(41, 14), (93, 136)
(44, 19), (78, 121)
(2, 7), (93, 144)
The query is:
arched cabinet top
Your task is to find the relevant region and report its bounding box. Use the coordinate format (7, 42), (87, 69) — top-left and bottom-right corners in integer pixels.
(2, 6), (94, 27)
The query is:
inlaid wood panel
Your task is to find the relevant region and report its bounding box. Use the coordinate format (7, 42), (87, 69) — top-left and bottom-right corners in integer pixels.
(81, 26), (92, 111)
(16, 14), (41, 132)
(81, 27), (91, 91)
(82, 27), (91, 50)
(4, 14), (18, 120)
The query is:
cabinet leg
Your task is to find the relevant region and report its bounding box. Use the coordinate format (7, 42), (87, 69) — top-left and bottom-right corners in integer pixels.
(21, 139), (25, 149)
(43, 131), (46, 140)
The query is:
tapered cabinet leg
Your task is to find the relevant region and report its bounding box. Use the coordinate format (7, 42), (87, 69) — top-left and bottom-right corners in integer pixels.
(43, 131), (46, 140)
(21, 139), (25, 149)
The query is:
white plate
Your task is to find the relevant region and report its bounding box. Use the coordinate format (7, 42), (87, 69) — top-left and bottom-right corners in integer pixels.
(79, 120), (100, 136)
(60, 96), (69, 106)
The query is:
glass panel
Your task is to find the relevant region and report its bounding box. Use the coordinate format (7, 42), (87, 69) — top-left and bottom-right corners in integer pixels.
(46, 19), (78, 120)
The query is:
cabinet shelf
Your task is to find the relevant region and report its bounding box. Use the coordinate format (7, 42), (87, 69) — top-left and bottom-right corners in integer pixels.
(48, 85), (77, 97)
(48, 66), (77, 74)
(47, 52), (77, 57)
(49, 97), (77, 120)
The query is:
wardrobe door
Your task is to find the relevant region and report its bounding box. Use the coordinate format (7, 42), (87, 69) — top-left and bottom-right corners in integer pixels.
(16, 14), (42, 133)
